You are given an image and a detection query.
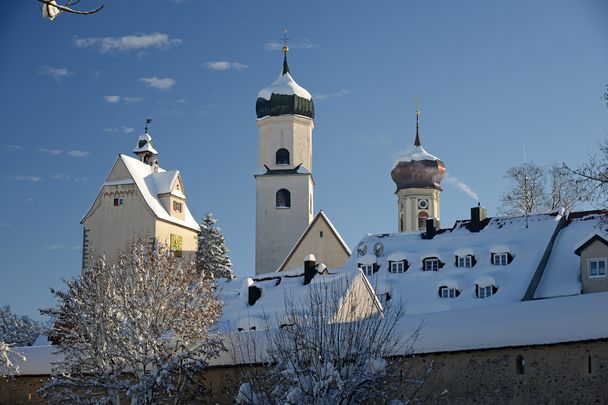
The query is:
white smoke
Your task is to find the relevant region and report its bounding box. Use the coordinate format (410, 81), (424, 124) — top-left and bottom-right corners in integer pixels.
(443, 174), (479, 202)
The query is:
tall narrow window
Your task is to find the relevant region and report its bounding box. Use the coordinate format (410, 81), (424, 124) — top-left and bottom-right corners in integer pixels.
(173, 201), (183, 213)
(588, 258), (607, 278)
(276, 148), (290, 165)
(418, 211), (428, 232)
(276, 189), (291, 208)
(516, 355), (525, 375)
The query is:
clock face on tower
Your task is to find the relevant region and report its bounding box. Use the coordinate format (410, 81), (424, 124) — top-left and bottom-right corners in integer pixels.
(418, 199), (429, 210)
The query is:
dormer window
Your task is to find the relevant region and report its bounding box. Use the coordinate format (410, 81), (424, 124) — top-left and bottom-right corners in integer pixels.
(389, 260), (408, 273)
(456, 255), (475, 268)
(276, 148), (290, 165)
(113, 197), (124, 207)
(173, 201), (183, 213)
(359, 264), (374, 276)
(476, 285), (498, 298)
(589, 258), (607, 278)
(492, 252), (513, 265)
(423, 257), (442, 271)
(438, 286), (460, 298)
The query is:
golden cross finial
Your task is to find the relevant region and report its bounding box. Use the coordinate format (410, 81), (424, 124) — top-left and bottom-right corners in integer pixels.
(282, 28), (289, 55)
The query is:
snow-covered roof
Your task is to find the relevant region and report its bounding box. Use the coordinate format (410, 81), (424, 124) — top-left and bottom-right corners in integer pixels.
(215, 267), (374, 332)
(257, 71), (312, 101)
(347, 213), (563, 315)
(152, 170), (185, 199)
(9, 291), (608, 374)
(121, 155), (197, 230)
(535, 214), (607, 298)
(395, 144), (440, 163)
(83, 154), (199, 231)
(133, 133), (158, 155)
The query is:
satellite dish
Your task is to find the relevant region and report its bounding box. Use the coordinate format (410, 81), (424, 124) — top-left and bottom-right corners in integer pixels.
(357, 241), (367, 257)
(373, 242), (384, 257)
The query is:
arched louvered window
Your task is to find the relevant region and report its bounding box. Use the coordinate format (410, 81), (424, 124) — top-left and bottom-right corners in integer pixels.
(276, 148), (290, 165)
(276, 189), (291, 208)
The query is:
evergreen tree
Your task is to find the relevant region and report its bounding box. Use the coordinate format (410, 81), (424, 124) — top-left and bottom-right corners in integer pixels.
(197, 213), (234, 280)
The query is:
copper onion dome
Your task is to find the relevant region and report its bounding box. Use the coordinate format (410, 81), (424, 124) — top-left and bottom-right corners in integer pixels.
(391, 110), (446, 192)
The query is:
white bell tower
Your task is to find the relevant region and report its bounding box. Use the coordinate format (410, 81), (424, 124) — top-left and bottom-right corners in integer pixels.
(254, 45), (315, 274)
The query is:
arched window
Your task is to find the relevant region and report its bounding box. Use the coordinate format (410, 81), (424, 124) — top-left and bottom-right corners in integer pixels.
(276, 189), (291, 208)
(276, 148), (290, 165)
(418, 211), (428, 231)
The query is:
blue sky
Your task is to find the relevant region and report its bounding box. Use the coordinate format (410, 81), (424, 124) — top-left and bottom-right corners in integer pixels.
(1, 0), (607, 320)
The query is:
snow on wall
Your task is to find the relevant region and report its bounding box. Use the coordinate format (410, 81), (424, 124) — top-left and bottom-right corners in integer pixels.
(346, 213), (562, 315)
(535, 215), (607, 298)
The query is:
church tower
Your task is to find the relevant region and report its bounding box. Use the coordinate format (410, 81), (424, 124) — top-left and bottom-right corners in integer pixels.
(391, 109), (446, 232)
(254, 45), (315, 274)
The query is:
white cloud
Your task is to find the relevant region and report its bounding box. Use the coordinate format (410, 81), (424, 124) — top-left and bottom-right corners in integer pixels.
(140, 77), (176, 91)
(5, 145), (22, 150)
(66, 150), (90, 158)
(47, 244), (81, 251)
(50, 174), (71, 180)
(315, 90), (352, 100)
(39, 148), (63, 155)
(103, 126), (135, 134)
(74, 32), (182, 53)
(205, 61), (249, 71)
(104, 95), (120, 103)
(124, 96), (143, 103)
(39, 66), (71, 81)
(0, 223), (12, 228)
(1, 175), (42, 182)
(265, 39), (317, 51)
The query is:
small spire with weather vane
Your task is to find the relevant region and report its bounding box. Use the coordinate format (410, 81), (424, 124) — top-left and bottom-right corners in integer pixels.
(144, 118), (152, 133)
(414, 97), (422, 147)
(281, 28), (290, 75)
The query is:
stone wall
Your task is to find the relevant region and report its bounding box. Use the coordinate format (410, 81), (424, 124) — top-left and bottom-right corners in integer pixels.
(2, 339), (606, 404)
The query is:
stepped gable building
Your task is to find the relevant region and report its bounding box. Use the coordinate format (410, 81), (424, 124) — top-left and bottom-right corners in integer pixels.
(254, 46), (348, 274)
(81, 127), (199, 263)
(391, 109), (445, 232)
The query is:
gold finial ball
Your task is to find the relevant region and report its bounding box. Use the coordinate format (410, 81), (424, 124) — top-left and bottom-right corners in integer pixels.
(282, 46), (289, 53)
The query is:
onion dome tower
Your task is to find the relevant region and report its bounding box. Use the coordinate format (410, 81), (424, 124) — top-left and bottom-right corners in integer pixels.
(391, 109), (446, 232)
(133, 119), (158, 165)
(254, 36), (315, 274)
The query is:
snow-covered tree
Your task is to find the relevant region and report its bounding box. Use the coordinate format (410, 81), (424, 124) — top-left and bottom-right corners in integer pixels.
(499, 162), (584, 215)
(0, 305), (44, 347)
(0, 341), (26, 376)
(197, 213), (234, 280)
(40, 240), (224, 404)
(0, 306), (43, 376)
(569, 138), (608, 209)
(232, 280), (429, 404)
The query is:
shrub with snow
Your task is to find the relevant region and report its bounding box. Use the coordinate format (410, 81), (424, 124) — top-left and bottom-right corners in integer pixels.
(232, 280), (429, 404)
(40, 239), (224, 404)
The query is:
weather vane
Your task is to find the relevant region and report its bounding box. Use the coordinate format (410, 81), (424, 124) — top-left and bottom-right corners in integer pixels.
(282, 28), (289, 55)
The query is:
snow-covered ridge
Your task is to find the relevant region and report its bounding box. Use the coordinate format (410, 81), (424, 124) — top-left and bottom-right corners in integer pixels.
(395, 144), (440, 163)
(257, 71), (312, 101)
